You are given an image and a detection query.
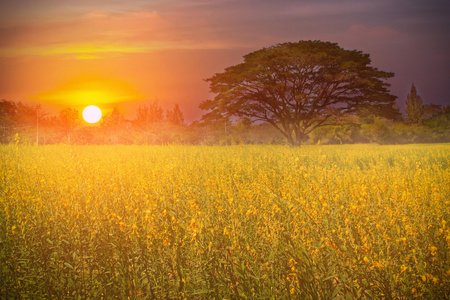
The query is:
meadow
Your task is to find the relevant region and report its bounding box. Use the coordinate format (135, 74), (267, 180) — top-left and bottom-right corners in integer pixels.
(1, 144), (449, 299)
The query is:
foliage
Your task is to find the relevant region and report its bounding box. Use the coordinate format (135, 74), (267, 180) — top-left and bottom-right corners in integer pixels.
(201, 40), (399, 146)
(135, 101), (165, 129)
(361, 114), (450, 145)
(131, 102), (167, 145)
(0, 99), (18, 143)
(100, 106), (131, 145)
(166, 104), (185, 126)
(1, 144), (449, 299)
(425, 109), (450, 132)
(58, 108), (80, 145)
(0, 100), (45, 144)
(310, 124), (363, 145)
(405, 83), (424, 124)
(423, 104), (443, 121)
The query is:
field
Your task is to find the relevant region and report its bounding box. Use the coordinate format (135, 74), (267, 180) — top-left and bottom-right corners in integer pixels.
(1, 144), (449, 299)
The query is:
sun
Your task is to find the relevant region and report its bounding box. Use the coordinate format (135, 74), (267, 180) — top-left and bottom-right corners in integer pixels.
(83, 105), (102, 123)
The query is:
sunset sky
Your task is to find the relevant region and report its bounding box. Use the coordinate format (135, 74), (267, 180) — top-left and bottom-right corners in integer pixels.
(1, 0), (449, 122)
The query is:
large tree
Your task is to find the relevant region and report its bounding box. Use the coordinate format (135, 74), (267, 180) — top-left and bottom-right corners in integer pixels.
(200, 40), (399, 145)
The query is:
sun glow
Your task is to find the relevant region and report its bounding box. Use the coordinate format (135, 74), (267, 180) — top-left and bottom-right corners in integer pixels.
(34, 77), (145, 107)
(83, 105), (102, 123)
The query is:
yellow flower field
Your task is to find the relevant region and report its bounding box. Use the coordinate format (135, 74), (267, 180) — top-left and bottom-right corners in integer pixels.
(1, 144), (449, 299)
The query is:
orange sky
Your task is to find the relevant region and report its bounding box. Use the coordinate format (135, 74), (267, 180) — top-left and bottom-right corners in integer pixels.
(0, 2), (252, 120)
(1, 49), (244, 120)
(1, 0), (449, 122)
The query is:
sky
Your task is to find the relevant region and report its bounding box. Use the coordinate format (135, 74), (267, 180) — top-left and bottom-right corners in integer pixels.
(1, 0), (449, 122)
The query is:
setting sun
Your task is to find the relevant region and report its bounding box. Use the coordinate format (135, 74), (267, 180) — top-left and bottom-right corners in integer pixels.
(83, 105), (102, 123)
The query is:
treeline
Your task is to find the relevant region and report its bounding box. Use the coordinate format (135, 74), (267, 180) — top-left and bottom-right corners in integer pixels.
(308, 111), (450, 145)
(0, 100), (188, 145)
(1, 98), (449, 146)
(195, 107), (450, 146)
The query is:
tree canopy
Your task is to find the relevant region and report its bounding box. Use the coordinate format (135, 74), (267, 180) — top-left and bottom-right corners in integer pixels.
(200, 40), (400, 145)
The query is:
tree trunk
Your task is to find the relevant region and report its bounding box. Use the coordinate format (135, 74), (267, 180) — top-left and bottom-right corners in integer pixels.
(292, 138), (301, 147)
(293, 127), (303, 146)
(286, 135), (295, 146)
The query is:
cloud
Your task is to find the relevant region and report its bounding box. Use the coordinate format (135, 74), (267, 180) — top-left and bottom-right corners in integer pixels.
(1, 4), (261, 59)
(0, 9), (175, 57)
(0, 1), (407, 58)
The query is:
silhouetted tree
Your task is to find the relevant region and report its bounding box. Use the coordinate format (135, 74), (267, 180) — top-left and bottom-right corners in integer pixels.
(59, 108), (79, 144)
(0, 100), (18, 143)
(0, 100), (50, 144)
(135, 101), (164, 128)
(101, 106), (126, 144)
(405, 83), (424, 124)
(166, 104), (184, 126)
(201, 40), (399, 146)
(102, 106), (124, 129)
(131, 101), (166, 144)
(422, 104), (442, 121)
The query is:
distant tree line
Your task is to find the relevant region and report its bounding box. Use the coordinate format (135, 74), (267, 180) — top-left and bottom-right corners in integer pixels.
(0, 100), (188, 145)
(1, 89), (449, 146)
